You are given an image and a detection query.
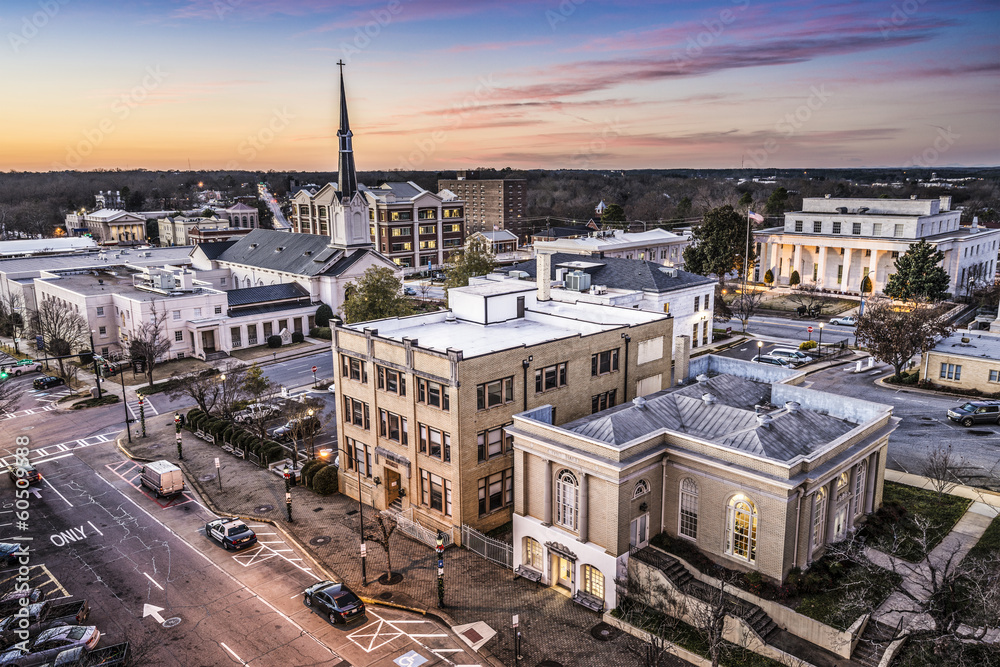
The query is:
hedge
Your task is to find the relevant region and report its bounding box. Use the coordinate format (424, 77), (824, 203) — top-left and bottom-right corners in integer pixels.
(309, 327), (332, 340)
(312, 465), (339, 495)
(291, 331), (304, 344)
(300, 459), (324, 487)
(267, 335), (281, 348)
(263, 444), (286, 464)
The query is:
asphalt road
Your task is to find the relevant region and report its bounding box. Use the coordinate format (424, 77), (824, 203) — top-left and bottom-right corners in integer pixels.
(720, 314), (856, 347)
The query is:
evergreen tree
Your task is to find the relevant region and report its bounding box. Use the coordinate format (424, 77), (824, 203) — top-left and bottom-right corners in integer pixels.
(681, 205), (754, 285)
(884, 240), (950, 302)
(315, 303), (334, 327)
(789, 270), (800, 287)
(764, 187), (788, 216)
(341, 266), (413, 324)
(600, 203), (626, 225)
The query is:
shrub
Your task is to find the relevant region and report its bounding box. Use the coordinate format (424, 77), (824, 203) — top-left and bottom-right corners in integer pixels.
(291, 331), (304, 344)
(300, 459), (322, 485)
(312, 465), (339, 495)
(222, 425), (235, 445)
(789, 270), (800, 287)
(310, 327), (332, 340)
(267, 335), (281, 348)
(315, 303), (334, 327)
(263, 444), (286, 464)
(799, 340), (817, 350)
(764, 269), (774, 285)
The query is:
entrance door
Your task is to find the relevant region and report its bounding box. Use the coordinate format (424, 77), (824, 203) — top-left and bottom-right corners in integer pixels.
(556, 556), (574, 590)
(385, 469), (401, 505)
(834, 505), (849, 542)
(202, 330), (216, 352)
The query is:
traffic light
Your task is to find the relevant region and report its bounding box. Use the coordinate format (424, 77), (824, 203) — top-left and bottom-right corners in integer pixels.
(0, 371), (7, 380)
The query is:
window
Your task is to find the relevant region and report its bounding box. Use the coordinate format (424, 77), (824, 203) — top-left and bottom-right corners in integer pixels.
(443, 208), (463, 218)
(523, 537), (543, 570)
(390, 227), (409, 237)
(477, 424), (512, 462)
(174, 331), (183, 342)
(391, 242), (413, 252)
(96, 306), (105, 317)
(377, 366), (406, 396)
(417, 378), (449, 410)
(418, 210), (436, 221)
(419, 225), (435, 235)
(940, 363), (962, 381)
(555, 470), (579, 530)
(444, 223), (461, 233)
(215, 306), (223, 315)
(535, 362), (568, 393)
(633, 479), (650, 499)
(852, 222), (861, 235)
(341, 355), (368, 383)
(891, 250), (899, 258)
(990, 370), (1000, 383)
(812, 487), (827, 548)
(813, 221), (822, 233)
(98, 326), (107, 336)
(343, 396), (370, 429)
(221, 277), (226, 286)
(679, 478), (698, 539)
(172, 310), (180, 320)
(693, 295), (700, 312)
(726, 495), (757, 563)
(477, 376), (513, 410)
(832, 221), (841, 234)
(345, 437), (372, 477)
(794, 220), (803, 232)
(630, 514), (649, 548)
(813, 263), (818, 281)
(419, 239), (436, 250)
(837, 265), (843, 284)
(591, 389), (616, 414)
(379, 409), (408, 445)
(478, 469), (513, 516)
(873, 223), (882, 236)
(894, 224), (903, 237)
(420, 470), (452, 516)
(389, 211), (412, 221)
(853, 461), (867, 517)
(582, 564), (604, 600)
(590, 349), (619, 376)
(419, 423), (450, 462)
(193, 308), (202, 317)
(263, 322), (273, 338)
(231, 327), (242, 347)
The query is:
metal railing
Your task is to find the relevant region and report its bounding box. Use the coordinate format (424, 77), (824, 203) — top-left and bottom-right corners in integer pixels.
(385, 507), (454, 548)
(461, 524), (513, 569)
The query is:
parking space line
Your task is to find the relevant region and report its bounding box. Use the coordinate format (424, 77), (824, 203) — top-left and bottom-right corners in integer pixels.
(144, 572), (164, 590)
(41, 475), (73, 508)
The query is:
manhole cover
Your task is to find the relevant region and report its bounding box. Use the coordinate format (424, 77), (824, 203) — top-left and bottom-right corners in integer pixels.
(378, 592), (393, 600)
(537, 662), (563, 667)
(254, 505), (274, 513)
(969, 430), (992, 436)
(162, 617), (182, 628)
(920, 417), (935, 421)
(346, 509), (358, 516)
(589, 622), (618, 641)
(309, 536), (331, 546)
(199, 474), (216, 482)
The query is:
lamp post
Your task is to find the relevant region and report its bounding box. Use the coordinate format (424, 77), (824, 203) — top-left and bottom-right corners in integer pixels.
(756, 340), (763, 362)
(436, 530), (446, 608)
(119, 365), (131, 444)
(138, 392), (146, 438)
(283, 465), (293, 522)
(89, 330), (102, 399)
(818, 323), (824, 358)
(174, 412), (183, 460)
(357, 467), (368, 585)
(513, 615), (523, 665)
(306, 409), (315, 459)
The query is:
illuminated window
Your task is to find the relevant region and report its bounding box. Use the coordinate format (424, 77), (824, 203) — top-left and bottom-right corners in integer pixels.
(726, 495), (757, 562)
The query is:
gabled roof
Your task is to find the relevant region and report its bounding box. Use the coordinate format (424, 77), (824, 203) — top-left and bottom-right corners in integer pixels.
(226, 203), (256, 212)
(192, 240), (237, 260)
(215, 229), (344, 276)
(501, 253), (713, 293)
(227, 282), (310, 307)
(473, 230), (518, 243)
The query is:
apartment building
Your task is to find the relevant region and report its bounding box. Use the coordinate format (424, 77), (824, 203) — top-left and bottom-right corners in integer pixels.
(509, 355), (896, 611)
(438, 173), (526, 240)
(332, 254), (674, 542)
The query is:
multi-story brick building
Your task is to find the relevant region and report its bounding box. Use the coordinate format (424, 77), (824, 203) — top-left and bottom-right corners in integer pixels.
(509, 355), (896, 611)
(438, 172), (526, 240)
(332, 254), (673, 542)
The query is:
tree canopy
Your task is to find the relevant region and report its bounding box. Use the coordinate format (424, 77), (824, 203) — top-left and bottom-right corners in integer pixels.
(600, 203), (626, 225)
(764, 187), (789, 216)
(681, 205), (755, 285)
(855, 298), (951, 379)
(314, 303), (334, 327)
(341, 266), (413, 324)
(883, 240), (950, 302)
(444, 235), (497, 291)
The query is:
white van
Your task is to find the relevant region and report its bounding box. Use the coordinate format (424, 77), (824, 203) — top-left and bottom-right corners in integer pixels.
(139, 460), (185, 497)
(769, 348), (810, 363)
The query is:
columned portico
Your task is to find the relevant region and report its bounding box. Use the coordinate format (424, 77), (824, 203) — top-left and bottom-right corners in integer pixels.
(792, 244), (802, 281)
(840, 248), (853, 293)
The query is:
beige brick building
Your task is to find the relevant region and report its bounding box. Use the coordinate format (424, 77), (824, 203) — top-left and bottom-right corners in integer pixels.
(332, 255), (674, 542)
(508, 355), (897, 611)
(919, 329), (1000, 394)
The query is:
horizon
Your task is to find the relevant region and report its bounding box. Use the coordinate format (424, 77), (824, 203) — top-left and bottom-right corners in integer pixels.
(2, 0), (998, 172)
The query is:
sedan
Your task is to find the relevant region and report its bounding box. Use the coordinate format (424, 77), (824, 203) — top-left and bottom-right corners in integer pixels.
(0, 544), (25, 568)
(31, 376), (64, 390)
(271, 417), (319, 441)
(0, 626), (99, 666)
(6, 462), (40, 486)
(303, 581), (366, 625)
(829, 315), (857, 327)
(205, 518), (258, 550)
(403, 287), (417, 296)
(0, 590), (44, 617)
(752, 355), (790, 367)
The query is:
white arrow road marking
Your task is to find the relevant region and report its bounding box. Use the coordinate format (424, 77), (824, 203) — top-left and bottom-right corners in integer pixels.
(142, 604), (165, 623)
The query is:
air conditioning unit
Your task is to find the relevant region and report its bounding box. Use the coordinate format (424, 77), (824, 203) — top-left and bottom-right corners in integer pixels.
(565, 270), (591, 292)
(508, 270), (530, 280)
(591, 284), (608, 295)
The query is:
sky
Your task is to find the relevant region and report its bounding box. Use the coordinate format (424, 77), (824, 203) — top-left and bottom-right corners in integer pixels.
(0, 0), (997, 172)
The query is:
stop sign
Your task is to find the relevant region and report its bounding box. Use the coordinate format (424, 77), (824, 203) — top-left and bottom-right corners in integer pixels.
(311, 365), (317, 373)
(807, 326), (814, 333)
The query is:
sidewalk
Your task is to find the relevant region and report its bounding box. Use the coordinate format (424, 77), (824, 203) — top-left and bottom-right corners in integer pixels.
(121, 413), (677, 667)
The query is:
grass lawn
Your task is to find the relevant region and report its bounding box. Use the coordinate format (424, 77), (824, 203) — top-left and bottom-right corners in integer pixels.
(759, 293), (857, 314)
(795, 568), (901, 630)
(863, 482), (972, 562)
(966, 515), (1000, 560)
(71, 394), (120, 409)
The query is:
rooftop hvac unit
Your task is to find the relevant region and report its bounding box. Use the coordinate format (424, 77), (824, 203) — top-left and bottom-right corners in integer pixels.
(591, 284), (608, 295)
(508, 270), (530, 279)
(150, 271), (176, 290)
(836, 207), (848, 214)
(565, 270), (591, 292)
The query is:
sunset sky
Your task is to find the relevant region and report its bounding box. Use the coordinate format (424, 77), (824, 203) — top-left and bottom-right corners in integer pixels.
(1, 0), (997, 172)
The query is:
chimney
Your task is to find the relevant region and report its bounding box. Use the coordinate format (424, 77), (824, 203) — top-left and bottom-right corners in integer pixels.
(178, 271), (194, 290)
(939, 195), (952, 211)
(536, 252), (552, 301)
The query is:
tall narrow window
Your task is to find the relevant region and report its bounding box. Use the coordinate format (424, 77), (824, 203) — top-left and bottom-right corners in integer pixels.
(726, 495), (757, 562)
(813, 487), (827, 548)
(581, 564), (605, 601)
(555, 470), (579, 530)
(523, 537), (543, 570)
(679, 478), (698, 539)
(853, 461), (867, 517)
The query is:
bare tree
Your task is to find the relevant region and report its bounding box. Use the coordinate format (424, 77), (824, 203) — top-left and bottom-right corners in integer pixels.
(127, 301), (172, 388)
(786, 283), (828, 317)
(0, 290), (25, 342)
(0, 377), (24, 414)
(241, 362), (279, 440)
(29, 298), (89, 378)
(855, 297), (952, 380)
(166, 369), (222, 414)
(418, 281), (432, 301)
(366, 510), (399, 582)
(922, 445), (965, 499)
(687, 576), (736, 667)
(215, 362), (248, 421)
(730, 288), (767, 333)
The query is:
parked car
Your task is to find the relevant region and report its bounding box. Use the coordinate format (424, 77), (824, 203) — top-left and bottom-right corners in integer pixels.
(271, 417), (319, 441)
(303, 581), (366, 625)
(43, 642), (130, 667)
(0, 626), (99, 667)
(0, 590), (44, 617)
(0, 544), (25, 568)
(31, 377), (64, 390)
(0, 600), (90, 648)
(947, 400), (1000, 427)
(403, 287), (417, 296)
(829, 315), (857, 327)
(752, 355), (790, 367)
(205, 518), (258, 551)
(0, 360), (43, 377)
(768, 348), (810, 363)
(233, 403), (278, 424)
(429, 272), (447, 283)
(138, 461), (185, 498)
(6, 461), (40, 485)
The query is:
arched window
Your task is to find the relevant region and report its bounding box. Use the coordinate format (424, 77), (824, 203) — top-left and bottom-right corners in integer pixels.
(813, 487), (827, 549)
(726, 494), (757, 563)
(632, 479), (650, 499)
(853, 461), (867, 517)
(679, 478), (698, 539)
(555, 470), (578, 530)
(837, 471), (850, 491)
(581, 564), (604, 600)
(523, 537), (542, 570)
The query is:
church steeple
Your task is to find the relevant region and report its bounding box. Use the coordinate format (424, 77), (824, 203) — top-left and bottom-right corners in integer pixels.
(336, 60), (358, 200)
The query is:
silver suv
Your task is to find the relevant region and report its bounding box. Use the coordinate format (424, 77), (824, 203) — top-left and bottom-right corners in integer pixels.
(947, 400), (1000, 427)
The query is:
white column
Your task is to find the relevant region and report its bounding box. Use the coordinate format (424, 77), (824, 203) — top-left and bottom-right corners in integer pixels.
(793, 244), (803, 281)
(864, 450), (879, 514)
(840, 248), (853, 293)
(543, 460), (553, 526)
(825, 478), (838, 543)
(816, 246), (827, 286)
(869, 250), (883, 292)
(578, 472), (589, 543)
(770, 243), (781, 278)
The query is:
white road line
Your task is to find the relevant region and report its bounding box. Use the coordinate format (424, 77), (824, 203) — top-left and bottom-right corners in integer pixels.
(33, 453), (74, 465)
(409, 634), (448, 638)
(144, 572), (164, 591)
(220, 642), (248, 666)
(41, 475), (73, 507)
(87, 521), (104, 537)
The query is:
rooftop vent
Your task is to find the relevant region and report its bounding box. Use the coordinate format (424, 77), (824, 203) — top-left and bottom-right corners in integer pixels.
(836, 207), (848, 214)
(275, 247), (284, 252)
(249, 243), (258, 249)
(784, 401), (800, 413)
(660, 267), (679, 278)
(632, 396), (647, 409)
(824, 194), (831, 199)
(97, 279), (103, 285)
(702, 393), (717, 405)
(857, 207), (869, 214)
(303, 251), (312, 256)
(756, 414), (773, 427)
(696, 374), (710, 383)
(445, 312), (457, 323)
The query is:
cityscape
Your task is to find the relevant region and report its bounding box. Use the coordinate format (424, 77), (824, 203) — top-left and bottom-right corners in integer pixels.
(0, 1), (999, 667)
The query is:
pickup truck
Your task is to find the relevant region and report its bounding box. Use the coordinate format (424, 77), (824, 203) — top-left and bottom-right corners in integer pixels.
(0, 601), (90, 648)
(45, 642), (130, 667)
(0, 360), (42, 377)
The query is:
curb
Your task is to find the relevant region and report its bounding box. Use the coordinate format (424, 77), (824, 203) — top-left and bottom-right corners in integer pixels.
(116, 433), (153, 463)
(873, 374), (982, 400)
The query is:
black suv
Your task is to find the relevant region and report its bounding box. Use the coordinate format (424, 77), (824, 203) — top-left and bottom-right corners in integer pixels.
(6, 462), (40, 485)
(947, 400), (1000, 427)
(303, 581), (366, 625)
(32, 376), (64, 390)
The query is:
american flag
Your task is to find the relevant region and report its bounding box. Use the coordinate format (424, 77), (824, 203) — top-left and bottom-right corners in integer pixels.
(749, 211), (765, 223)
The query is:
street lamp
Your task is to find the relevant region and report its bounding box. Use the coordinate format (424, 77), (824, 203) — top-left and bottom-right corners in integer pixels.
(137, 392), (146, 438)
(174, 412), (183, 460)
(283, 465), (293, 522)
(436, 530), (446, 608)
(89, 330), (102, 399)
(357, 466), (368, 586)
(818, 323), (824, 357)
(756, 340), (763, 362)
(306, 408), (315, 459)
(118, 364), (131, 444)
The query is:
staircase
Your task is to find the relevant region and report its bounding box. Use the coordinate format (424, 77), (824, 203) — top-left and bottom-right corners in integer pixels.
(851, 620), (898, 667)
(388, 496), (403, 514)
(742, 604), (779, 643)
(630, 546), (694, 588)
(205, 350), (229, 361)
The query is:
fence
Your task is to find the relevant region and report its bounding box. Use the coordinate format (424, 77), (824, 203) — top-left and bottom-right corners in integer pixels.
(388, 507), (454, 549)
(461, 524), (513, 569)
